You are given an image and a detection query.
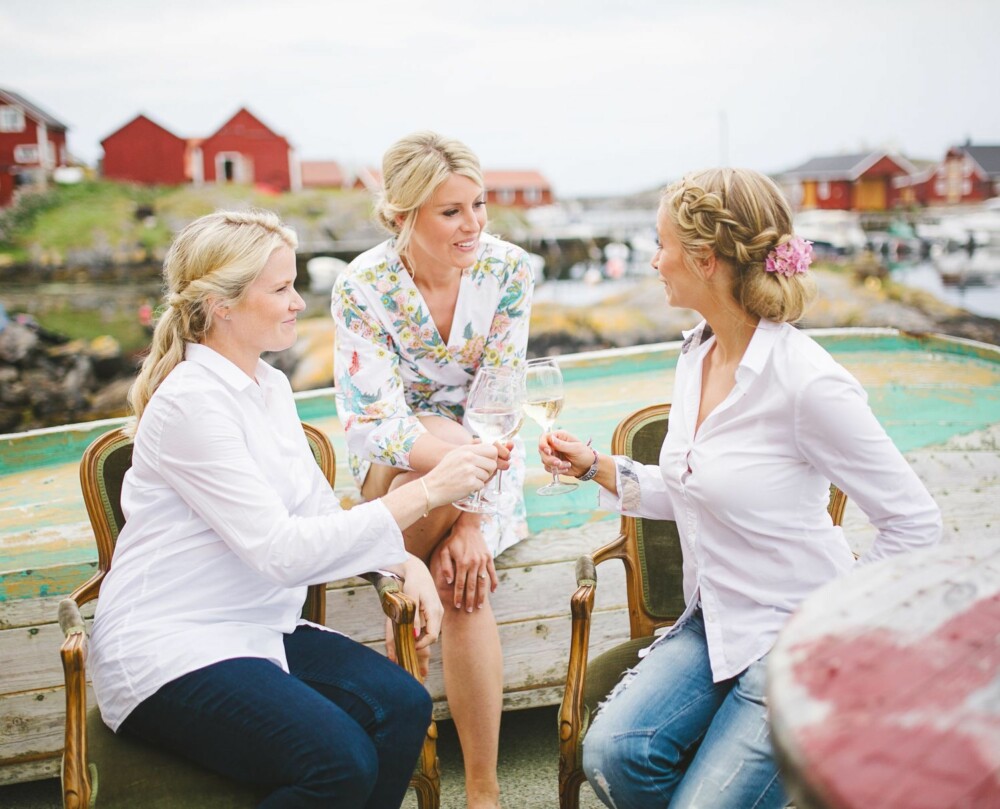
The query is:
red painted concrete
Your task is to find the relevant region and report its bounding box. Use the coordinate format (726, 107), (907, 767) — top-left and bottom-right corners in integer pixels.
(791, 593), (1000, 808)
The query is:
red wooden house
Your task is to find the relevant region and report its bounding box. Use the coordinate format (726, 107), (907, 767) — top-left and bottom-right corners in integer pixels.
(300, 160), (347, 189)
(483, 170), (553, 207)
(101, 114), (189, 186)
(99, 107), (298, 192)
(198, 108), (299, 192)
(0, 88), (69, 207)
(783, 151), (916, 211)
(895, 144), (1000, 206)
(351, 167), (554, 208)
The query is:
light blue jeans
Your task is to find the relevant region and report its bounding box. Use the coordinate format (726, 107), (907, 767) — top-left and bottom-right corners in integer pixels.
(582, 609), (786, 809)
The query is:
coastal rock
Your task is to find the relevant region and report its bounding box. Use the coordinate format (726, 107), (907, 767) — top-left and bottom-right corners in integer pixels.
(0, 322), (39, 363)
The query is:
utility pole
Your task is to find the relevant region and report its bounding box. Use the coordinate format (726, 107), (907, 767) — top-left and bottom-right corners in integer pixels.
(719, 110), (729, 166)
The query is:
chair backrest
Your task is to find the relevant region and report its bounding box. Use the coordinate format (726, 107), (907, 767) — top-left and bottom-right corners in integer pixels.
(608, 403), (847, 640)
(76, 421), (336, 622)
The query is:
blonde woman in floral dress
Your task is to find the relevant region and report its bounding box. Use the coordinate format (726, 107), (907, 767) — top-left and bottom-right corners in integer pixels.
(331, 132), (534, 809)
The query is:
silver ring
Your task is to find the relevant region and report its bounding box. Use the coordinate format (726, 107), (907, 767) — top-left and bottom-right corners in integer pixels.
(478, 573), (488, 580)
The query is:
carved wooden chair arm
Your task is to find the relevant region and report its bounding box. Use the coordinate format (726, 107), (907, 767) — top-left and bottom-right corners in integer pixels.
(361, 571), (422, 680)
(59, 598), (94, 809)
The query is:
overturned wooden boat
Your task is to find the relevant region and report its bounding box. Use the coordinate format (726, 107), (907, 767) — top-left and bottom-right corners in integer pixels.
(2, 328), (999, 786)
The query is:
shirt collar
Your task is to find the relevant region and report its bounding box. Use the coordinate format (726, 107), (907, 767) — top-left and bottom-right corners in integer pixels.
(734, 319), (781, 387)
(184, 343), (276, 393)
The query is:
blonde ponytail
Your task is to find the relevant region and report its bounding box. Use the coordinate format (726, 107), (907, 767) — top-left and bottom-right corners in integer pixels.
(126, 209), (297, 431)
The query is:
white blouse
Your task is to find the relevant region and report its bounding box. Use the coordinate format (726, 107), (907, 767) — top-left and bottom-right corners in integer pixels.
(599, 319), (942, 681)
(90, 344), (407, 730)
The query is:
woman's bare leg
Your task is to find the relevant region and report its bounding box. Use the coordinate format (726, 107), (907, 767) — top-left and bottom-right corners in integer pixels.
(365, 416), (504, 808)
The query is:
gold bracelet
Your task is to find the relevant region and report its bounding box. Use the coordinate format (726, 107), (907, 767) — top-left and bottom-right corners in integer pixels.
(418, 477), (431, 518)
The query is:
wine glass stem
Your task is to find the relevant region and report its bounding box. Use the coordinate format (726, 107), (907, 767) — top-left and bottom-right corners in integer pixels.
(496, 470), (504, 494)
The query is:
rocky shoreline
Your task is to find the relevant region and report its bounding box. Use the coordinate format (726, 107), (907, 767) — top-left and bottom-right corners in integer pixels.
(2, 267), (998, 434)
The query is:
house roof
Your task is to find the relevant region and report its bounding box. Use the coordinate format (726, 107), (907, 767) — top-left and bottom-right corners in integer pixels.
(964, 145), (1000, 177)
(202, 107), (290, 146)
(301, 160), (346, 187)
(100, 113), (184, 146)
(0, 87), (69, 130)
(483, 170), (551, 189)
(783, 151), (917, 180)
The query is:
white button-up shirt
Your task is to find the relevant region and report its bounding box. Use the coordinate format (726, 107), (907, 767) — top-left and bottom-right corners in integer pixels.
(600, 319), (941, 682)
(90, 344), (407, 730)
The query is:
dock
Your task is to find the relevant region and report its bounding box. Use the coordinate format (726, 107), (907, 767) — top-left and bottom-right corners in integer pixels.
(2, 328), (999, 793)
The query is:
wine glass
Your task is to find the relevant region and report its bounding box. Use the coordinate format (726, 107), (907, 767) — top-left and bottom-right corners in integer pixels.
(523, 358), (578, 495)
(455, 366), (523, 513)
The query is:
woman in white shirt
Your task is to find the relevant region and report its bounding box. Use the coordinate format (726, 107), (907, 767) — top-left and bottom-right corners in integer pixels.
(538, 168), (942, 809)
(332, 132), (533, 809)
(89, 209), (499, 809)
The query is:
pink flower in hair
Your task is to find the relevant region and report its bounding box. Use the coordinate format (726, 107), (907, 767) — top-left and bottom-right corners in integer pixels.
(765, 236), (813, 277)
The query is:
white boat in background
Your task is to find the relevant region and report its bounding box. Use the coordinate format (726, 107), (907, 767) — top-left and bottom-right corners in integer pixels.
(305, 256), (348, 294)
(933, 246), (1000, 286)
(793, 209), (868, 254)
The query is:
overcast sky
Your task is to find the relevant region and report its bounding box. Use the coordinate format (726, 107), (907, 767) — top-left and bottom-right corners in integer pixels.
(2, 0), (998, 196)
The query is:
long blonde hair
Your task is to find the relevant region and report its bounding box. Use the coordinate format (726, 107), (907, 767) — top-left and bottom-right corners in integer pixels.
(127, 209), (297, 427)
(661, 168), (816, 323)
(375, 131), (483, 256)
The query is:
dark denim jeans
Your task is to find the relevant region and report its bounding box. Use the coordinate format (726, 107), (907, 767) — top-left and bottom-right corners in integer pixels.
(120, 625), (431, 808)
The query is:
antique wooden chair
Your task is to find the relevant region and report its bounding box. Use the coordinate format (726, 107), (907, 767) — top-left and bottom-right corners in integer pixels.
(557, 403), (848, 809)
(60, 422), (440, 809)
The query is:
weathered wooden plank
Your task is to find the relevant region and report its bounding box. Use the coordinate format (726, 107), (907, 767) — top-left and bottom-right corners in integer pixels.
(0, 757), (58, 787)
(0, 595), (94, 632)
(0, 685), (80, 765)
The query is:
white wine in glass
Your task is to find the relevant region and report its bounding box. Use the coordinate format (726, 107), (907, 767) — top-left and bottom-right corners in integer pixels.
(456, 367), (522, 513)
(523, 358), (578, 496)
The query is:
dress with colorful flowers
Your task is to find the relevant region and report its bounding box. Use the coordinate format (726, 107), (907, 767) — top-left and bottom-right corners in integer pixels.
(331, 233), (534, 555)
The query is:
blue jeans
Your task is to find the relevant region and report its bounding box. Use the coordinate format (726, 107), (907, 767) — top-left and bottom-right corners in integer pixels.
(120, 625), (431, 809)
(582, 610), (786, 809)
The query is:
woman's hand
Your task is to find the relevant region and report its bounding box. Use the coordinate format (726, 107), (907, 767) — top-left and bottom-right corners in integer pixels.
(538, 429), (593, 479)
(433, 511), (497, 612)
(491, 440), (514, 478)
(423, 443), (498, 507)
(381, 554), (443, 679)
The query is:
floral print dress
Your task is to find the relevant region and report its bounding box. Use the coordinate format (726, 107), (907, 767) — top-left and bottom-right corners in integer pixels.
(331, 233), (534, 555)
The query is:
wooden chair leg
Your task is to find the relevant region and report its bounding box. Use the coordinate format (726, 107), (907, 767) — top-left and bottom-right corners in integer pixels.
(411, 718), (440, 809)
(559, 769), (586, 809)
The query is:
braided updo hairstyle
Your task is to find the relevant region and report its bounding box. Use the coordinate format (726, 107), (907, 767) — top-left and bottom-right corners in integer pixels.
(661, 168), (816, 323)
(126, 209), (297, 428)
(375, 131), (484, 257)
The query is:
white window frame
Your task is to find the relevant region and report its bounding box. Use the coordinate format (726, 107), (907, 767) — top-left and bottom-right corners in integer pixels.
(215, 152), (246, 184)
(524, 186), (542, 204)
(13, 144), (39, 164)
(497, 188), (515, 205)
(818, 181), (830, 200)
(0, 105), (26, 132)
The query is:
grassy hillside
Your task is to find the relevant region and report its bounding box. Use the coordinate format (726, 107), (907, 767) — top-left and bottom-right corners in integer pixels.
(0, 181), (529, 269)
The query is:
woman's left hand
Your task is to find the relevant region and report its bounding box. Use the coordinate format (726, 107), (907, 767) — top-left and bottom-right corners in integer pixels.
(434, 512), (498, 612)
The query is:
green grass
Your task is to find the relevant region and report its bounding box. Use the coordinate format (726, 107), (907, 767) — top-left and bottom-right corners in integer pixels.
(30, 307), (151, 354)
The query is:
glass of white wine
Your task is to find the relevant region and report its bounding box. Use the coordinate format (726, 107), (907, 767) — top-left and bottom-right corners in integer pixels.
(523, 358), (578, 496)
(455, 366), (523, 513)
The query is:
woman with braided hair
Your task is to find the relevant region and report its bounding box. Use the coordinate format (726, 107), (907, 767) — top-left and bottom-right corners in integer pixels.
(90, 209), (499, 808)
(539, 168), (941, 808)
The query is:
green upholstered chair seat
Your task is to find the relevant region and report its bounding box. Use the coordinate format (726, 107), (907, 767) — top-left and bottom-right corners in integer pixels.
(576, 636), (657, 767)
(85, 709), (263, 808)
